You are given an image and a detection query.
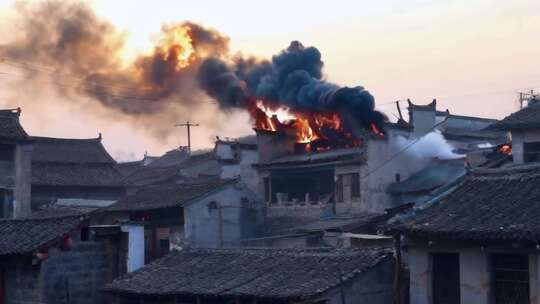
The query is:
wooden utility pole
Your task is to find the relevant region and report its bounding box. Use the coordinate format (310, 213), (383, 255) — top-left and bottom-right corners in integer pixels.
(175, 121), (199, 153)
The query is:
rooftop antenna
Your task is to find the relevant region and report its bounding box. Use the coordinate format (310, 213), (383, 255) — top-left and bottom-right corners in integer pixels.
(175, 121), (199, 153)
(518, 89), (539, 109)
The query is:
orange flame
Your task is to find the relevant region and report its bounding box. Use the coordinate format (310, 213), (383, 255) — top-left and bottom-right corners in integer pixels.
(371, 122), (385, 138)
(499, 144), (512, 155)
(249, 99), (366, 151)
(157, 25), (195, 70)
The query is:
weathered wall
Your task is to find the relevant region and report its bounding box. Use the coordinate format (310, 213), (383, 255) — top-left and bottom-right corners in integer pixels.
(3, 240), (112, 304)
(255, 130), (295, 163)
(410, 108), (436, 137)
(408, 244), (540, 304)
(14, 143), (32, 218)
(120, 224), (145, 273)
(184, 185), (263, 248)
(408, 247), (431, 304)
(361, 128), (423, 214)
(3, 257), (41, 304)
(40, 241), (110, 304)
(510, 129), (540, 164)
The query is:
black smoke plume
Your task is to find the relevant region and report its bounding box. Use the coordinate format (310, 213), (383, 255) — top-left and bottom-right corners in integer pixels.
(198, 41), (386, 130)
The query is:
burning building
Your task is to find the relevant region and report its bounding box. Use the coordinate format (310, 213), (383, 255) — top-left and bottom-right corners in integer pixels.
(249, 99), (503, 220)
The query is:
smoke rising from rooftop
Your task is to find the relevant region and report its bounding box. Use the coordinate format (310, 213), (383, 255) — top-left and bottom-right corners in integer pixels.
(198, 41), (386, 130)
(0, 1), (383, 153)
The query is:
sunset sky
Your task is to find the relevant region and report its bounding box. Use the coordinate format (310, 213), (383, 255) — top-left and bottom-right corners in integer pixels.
(0, 0), (539, 160)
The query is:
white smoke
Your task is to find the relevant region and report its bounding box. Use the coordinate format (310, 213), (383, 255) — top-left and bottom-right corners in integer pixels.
(392, 129), (464, 161)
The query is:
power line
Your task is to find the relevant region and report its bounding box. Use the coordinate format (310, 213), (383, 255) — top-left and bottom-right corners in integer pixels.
(0, 57), (218, 104)
(361, 116), (450, 180)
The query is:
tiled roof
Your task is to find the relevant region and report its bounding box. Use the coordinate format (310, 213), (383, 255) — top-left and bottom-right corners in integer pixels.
(115, 160), (144, 177)
(395, 164), (540, 242)
(387, 159), (466, 194)
(32, 162), (125, 187)
(104, 247), (393, 299)
(488, 102), (540, 130)
(0, 108), (29, 140)
(294, 213), (387, 233)
(122, 165), (179, 187)
(31, 136), (115, 164)
(0, 216), (83, 255)
(106, 179), (236, 212)
(147, 148), (189, 168)
(30, 206), (96, 219)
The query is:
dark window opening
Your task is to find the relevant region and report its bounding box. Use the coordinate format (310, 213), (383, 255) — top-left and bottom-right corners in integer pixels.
(80, 227), (90, 241)
(432, 252), (460, 304)
(159, 239), (170, 256)
(336, 175), (343, 203)
(0, 145), (14, 162)
(263, 177), (270, 202)
(350, 173), (360, 198)
(270, 169), (334, 204)
(492, 254), (529, 304)
(395, 173), (401, 182)
(0, 190), (13, 219)
(524, 142), (540, 163)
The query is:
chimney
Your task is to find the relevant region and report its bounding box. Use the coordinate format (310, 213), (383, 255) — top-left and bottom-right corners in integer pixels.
(255, 129), (295, 163)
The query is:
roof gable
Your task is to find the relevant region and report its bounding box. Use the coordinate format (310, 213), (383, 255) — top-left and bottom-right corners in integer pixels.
(0, 108), (29, 141)
(31, 136), (115, 164)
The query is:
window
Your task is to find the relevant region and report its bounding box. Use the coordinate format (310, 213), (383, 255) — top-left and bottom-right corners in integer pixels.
(336, 173), (360, 202)
(432, 252), (460, 304)
(0, 145), (14, 162)
(336, 175), (343, 202)
(524, 142), (540, 163)
(263, 177), (271, 203)
(0, 190), (13, 219)
(350, 173), (360, 199)
(491, 254), (529, 304)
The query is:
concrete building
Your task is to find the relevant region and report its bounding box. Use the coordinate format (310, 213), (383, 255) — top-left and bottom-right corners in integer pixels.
(254, 100), (502, 222)
(104, 247), (395, 304)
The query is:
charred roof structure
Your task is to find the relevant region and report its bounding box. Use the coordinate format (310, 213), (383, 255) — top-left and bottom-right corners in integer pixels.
(104, 247), (394, 304)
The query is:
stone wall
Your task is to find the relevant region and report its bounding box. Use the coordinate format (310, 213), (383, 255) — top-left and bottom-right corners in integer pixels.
(3, 239), (115, 304)
(40, 241), (110, 304)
